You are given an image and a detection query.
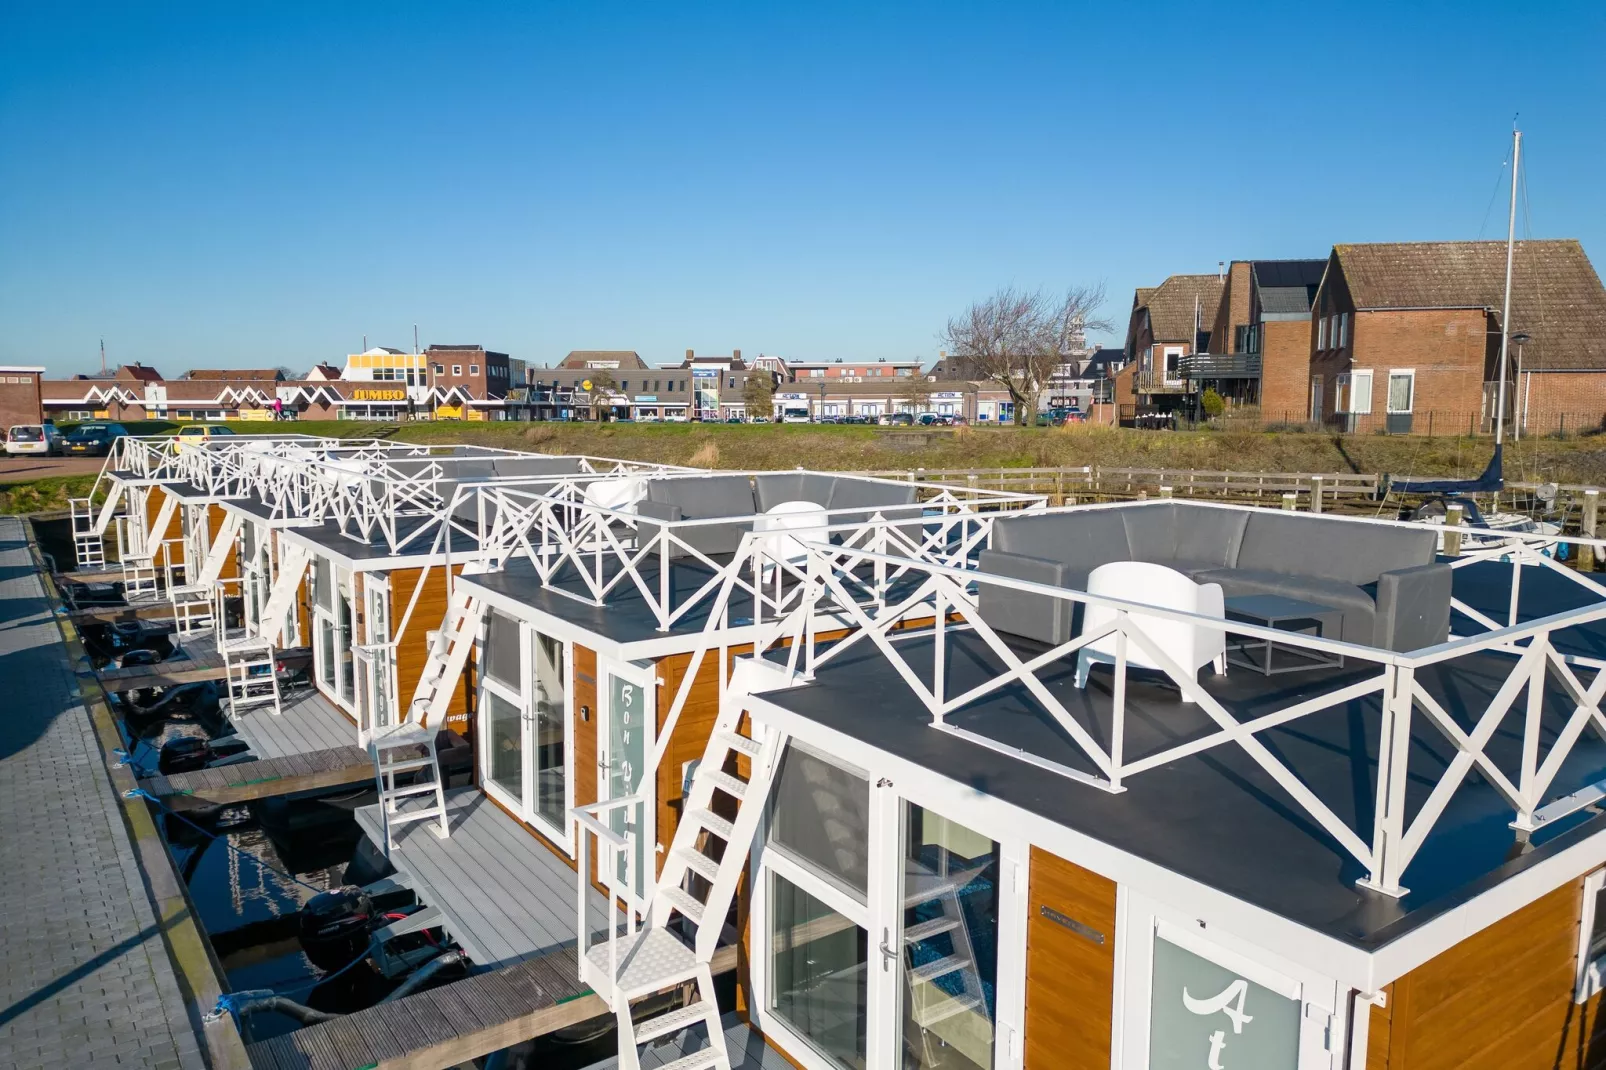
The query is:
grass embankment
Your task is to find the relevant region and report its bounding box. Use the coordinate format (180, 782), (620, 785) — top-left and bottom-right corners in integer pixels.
(0, 474), (99, 515)
(391, 421), (1606, 486)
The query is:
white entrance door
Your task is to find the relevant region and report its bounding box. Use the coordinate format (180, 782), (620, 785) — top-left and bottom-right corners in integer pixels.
(598, 657), (655, 906)
(357, 577), (397, 742)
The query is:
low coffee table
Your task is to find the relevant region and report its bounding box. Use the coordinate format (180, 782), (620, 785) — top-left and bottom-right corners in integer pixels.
(1224, 594), (1344, 676)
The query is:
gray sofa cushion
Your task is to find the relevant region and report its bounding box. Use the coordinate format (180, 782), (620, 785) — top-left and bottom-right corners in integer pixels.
(993, 509), (1131, 590)
(975, 549), (1073, 647)
(1238, 512), (1435, 587)
(755, 472), (839, 513)
(1199, 567), (1378, 645)
(826, 477), (919, 518)
(644, 475), (757, 518)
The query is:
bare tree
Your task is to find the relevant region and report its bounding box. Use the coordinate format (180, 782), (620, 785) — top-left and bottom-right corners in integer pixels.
(585, 369), (619, 421)
(898, 371), (933, 414)
(939, 284), (1110, 424)
(743, 369), (775, 421)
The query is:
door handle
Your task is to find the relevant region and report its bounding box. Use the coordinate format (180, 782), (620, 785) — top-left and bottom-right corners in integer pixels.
(878, 927), (898, 973)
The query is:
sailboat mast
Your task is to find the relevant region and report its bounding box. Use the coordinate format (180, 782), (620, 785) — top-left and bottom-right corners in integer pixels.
(1495, 127), (1521, 446)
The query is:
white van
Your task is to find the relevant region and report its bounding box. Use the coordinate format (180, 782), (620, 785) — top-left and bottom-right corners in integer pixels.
(781, 406), (811, 424)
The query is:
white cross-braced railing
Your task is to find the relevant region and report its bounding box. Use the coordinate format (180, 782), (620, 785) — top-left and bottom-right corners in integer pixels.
(705, 517), (1606, 898)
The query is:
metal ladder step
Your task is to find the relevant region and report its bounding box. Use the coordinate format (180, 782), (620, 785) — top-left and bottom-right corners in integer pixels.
(389, 806), (449, 826)
(654, 1050), (722, 1070)
(703, 770), (748, 802)
(687, 808), (734, 841)
(634, 999), (715, 1045)
(383, 781), (443, 801)
(912, 991), (985, 1028)
(715, 730), (762, 758)
(375, 756), (434, 775)
(661, 886), (706, 925)
(909, 954), (970, 984)
(904, 916), (962, 942)
(674, 847), (720, 883)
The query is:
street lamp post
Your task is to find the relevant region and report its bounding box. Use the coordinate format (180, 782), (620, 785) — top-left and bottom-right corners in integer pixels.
(1512, 331), (1532, 440)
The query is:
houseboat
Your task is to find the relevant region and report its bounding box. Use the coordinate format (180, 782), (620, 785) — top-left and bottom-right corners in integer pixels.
(401, 493), (1606, 1070)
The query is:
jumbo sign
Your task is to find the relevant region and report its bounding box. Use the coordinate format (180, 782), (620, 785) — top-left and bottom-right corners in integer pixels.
(352, 388), (406, 401)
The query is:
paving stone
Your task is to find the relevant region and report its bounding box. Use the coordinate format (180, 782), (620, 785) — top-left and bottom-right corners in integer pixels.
(0, 519), (202, 1068)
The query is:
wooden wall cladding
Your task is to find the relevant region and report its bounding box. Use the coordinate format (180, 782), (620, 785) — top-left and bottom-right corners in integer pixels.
(1369, 876), (1598, 1070)
(1025, 846), (1117, 1070)
(206, 504), (239, 579)
(389, 566), (473, 731)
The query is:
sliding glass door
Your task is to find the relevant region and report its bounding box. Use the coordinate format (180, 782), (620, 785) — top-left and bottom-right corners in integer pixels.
(311, 558), (358, 711)
(478, 609), (572, 849)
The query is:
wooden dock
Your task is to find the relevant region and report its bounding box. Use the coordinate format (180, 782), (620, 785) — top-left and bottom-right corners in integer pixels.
(97, 631), (229, 689)
(244, 942), (740, 1070)
(137, 745), (381, 811)
(67, 601), (180, 625)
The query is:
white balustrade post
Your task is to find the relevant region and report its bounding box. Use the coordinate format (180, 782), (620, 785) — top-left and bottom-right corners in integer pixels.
(1363, 664), (1414, 896)
(1109, 621), (1128, 790)
(1514, 635), (1550, 830)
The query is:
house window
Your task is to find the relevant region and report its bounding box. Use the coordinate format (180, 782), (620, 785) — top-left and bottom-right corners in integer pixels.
(768, 743), (869, 898)
(1317, 317), (1328, 350)
(451, 365), (462, 376)
(1350, 370), (1374, 414)
(1334, 373), (1349, 414)
(1310, 376), (1323, 419)
(1576, 869), (1606, 1001)
(469, 364), (480, 375)
(1387, 370), (1415, 413)
(1338, 312), (1349, 348)
(434, 364), (445, 375)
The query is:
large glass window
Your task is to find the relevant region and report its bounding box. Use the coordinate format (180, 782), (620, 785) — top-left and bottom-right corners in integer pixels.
(485, 610), (521, 689)
(768, 744), (870, 898)
(770, 872), (868, 1070)
(900, 805), (999, 1070)
(533, 634), (567, 829)
(485, 690), (523, 800)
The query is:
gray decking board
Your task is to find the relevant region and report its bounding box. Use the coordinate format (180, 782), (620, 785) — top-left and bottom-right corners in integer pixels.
(139, 745), (374, 807)
(354, 788), (610, 970)
(228, 686), (357, 760)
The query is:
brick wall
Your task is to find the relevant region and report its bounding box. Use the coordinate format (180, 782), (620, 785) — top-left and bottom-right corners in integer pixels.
(1347, 308), (1490, 421)
(1207, 262), (1251, 354)
(0, 374), (43, 429)
(1514, 371), (1606, 434)
(1260, 319), (1313, 420)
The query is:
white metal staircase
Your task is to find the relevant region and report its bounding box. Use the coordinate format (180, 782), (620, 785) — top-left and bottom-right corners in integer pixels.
(366, 583), (483, 853)
(407, 585), (484, 728)
(578, 700), (789, 1070)
(167, 511), (243, 633)
(903, 863), (989, 1058)
(69, 497), (106, 569)
(257, 542), (311, 647)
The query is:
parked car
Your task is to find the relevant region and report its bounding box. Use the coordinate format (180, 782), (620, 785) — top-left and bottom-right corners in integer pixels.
(842, 415), (873, 425)
(6, 422), (63, 456)
(174, 424), (237, 451)
(780, 407), (812, 424)
(64, 422), (129, 456)
(881, 412), (915, 426)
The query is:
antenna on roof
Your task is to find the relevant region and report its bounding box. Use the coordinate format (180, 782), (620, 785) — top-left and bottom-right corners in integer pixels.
(413, 325), (419, 355)
(363, 334), (368, 352)
(1218, 261), (1225, 281)
(99, 338), (106, 376)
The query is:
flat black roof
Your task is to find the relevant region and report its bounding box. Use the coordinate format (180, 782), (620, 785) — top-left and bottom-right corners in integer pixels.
(758, 559), (1606, 951)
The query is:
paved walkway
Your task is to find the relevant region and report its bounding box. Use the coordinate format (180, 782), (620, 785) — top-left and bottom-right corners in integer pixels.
(0, 517), (204, 1069)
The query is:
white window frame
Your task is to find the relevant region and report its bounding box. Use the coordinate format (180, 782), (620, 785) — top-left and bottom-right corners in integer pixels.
(1338, 311), (1349, 348)
(477, 617), (576, 855)
(1386, 369), (1415, 414)
(1114, 889), (1344, 1069)
(1576, 869), (1606, 1001)
(750, 737), (1030, 1070)
(1350, 369), (1374, 414)
(469, 364), (480, 375)
(1317, 317), (1327, 350)
(1333, 373), (1349, 415)
(451, 364), (463, 376)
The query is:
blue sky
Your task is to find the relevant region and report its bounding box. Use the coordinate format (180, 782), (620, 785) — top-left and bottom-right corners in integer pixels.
(2, 1), (1603, 376)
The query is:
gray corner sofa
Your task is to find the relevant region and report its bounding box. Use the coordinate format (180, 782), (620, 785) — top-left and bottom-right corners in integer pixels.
(976, 501), (1451, 653)
(635, 473), (919, 558)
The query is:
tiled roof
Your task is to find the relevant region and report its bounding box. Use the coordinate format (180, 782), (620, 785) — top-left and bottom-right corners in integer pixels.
(115, 364), (163, 382)
(558, 350), (650, 369)
(1139, 274), (1225, 341)
(160, 379), (278, 402)
(1334, 240), (1606, 370)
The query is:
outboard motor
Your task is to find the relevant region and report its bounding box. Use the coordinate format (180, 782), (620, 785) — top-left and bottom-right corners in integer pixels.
(157, 736), (214, 774)
(298, 886), (374, 971)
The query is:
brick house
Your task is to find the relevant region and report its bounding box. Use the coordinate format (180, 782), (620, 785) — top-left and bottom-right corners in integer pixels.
(422, 344), (516, 420)
(1190, 259), (1325, 416)
(1309, 239), (1606, 434)
(0, 366), (45, 429)
(1124, 273), (1224, 414)
(41, 363), (163, 422)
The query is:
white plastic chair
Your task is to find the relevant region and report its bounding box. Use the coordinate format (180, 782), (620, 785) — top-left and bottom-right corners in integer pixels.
(583, 476), (646, 515)
(1073, 561), (1227, 700)
(754, 500), (828, 579)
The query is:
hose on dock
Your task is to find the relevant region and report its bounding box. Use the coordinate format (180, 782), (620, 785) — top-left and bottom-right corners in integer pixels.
(380, 949), (467, 1004)
(225, 991), (342, 1025)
